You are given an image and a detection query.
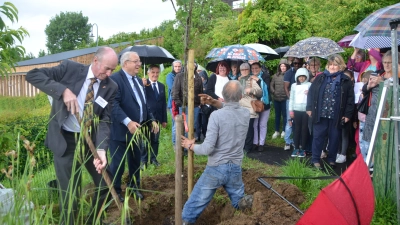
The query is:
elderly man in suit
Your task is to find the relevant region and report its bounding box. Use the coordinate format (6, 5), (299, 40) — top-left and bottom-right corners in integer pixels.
(109, 51), (158, 202)
(140, 65), (167, 168)
(26, 47), (118, 225)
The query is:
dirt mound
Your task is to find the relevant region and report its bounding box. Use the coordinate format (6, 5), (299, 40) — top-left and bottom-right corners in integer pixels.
(105, 168), (305, 225)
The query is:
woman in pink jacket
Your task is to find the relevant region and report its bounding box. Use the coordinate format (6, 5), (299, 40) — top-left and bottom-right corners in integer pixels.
(347, 48), (382, 82)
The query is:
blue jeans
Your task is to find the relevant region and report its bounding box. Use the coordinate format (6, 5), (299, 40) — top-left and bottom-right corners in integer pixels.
(182, 162), (245, 223)
(284, 100), (293, 144)
(273, 100), (287, 132)
(359, 121), (370, 161)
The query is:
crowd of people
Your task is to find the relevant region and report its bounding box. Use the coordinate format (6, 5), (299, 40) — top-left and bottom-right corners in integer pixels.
(167, 48), (400, 171)
(25, 45), (400, 224)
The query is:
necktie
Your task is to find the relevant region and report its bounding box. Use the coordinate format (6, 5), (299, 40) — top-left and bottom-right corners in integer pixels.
(83, 78), (97, 127)
(132, 76), (145, 106)
(153, 82), (159, 100)
(85, 78), (97, 106)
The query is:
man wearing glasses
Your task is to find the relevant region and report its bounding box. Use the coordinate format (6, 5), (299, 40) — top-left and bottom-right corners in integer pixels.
(109, 51), (158, 202)
(283, 58), (304, 151)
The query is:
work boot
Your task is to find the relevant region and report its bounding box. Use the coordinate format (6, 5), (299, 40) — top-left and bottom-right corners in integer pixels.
(238, 195), (253, 210)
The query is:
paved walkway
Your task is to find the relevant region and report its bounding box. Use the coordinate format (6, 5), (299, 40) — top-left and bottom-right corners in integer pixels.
(247, 145), (356, 175)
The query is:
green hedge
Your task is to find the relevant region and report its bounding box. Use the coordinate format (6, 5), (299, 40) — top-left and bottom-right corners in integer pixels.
(0, 93), (52, 180)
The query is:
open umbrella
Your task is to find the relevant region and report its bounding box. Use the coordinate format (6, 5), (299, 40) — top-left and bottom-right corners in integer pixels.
(297, 156), (374, 225)
(207, 44), (265, 62)
(263, 46), (290, 60)
(349, 32), (400, 49)
(337, 34), (357, 48)
(284, 37), (344, 58)
(119, 45), (175, 65)
(244, 43), (278, 56)
(274, 46), (290, 57)
(205, 47), (221, 59)
(354, 3), (400, 37)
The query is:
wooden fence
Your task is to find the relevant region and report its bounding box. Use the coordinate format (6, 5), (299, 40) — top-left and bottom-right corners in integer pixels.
(0, 73), (40, 97)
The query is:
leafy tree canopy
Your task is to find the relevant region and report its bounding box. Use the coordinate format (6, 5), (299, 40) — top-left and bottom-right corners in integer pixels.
(0, 2), (28, 77)
(45, 11), (91, 54)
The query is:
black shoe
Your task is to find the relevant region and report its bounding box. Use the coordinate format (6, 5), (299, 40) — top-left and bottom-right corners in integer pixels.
(117, 193), (124, 202)
(130, 189), (144, 200)
(151, 160), (160, 167)
(257, 145), (264, 152)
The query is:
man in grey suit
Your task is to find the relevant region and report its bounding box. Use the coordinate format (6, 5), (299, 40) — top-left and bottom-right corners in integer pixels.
(26, 47), (118, 225)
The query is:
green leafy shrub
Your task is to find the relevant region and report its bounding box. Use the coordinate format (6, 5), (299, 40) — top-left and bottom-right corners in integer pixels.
(371, 193), (397, 225)
(0, 93), (52, 180)
(280, 158), (333, 209)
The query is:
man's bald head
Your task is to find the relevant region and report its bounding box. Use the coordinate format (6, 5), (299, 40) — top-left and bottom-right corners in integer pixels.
(222, 80), (243, 103)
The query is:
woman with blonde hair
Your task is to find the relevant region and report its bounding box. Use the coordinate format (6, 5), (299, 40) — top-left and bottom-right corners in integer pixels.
(238, 62), (262, 153)
(306, 54), (355, 169)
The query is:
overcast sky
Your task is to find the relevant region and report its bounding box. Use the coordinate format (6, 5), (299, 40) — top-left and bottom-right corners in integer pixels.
(8, 0), (177, 57)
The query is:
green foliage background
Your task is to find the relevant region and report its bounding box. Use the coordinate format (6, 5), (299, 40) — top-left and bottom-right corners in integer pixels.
(0, 93), (51, 179)
(45, 11), (91, 54)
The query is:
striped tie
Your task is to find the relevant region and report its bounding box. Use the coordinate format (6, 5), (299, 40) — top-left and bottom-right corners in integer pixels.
(85, 78), (97, 105)
(83, 78), (97, 127)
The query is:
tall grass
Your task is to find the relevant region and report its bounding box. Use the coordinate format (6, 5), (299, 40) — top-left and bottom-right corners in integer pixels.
(371, 193), (398, 225)
(280, 158), (334, 209)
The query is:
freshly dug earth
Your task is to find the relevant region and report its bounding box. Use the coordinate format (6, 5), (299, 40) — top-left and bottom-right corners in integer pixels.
(105, 167), (305, 225)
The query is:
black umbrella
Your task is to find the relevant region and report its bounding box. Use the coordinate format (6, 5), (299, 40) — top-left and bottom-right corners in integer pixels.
(118, 45), (175, 65)
(206, 59), (227, 72)
(264, 46), (290, 60)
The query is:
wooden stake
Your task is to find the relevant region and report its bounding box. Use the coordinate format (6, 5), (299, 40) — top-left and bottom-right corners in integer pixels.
(175, 115), (183, 225)
(187, 49), (195, 196)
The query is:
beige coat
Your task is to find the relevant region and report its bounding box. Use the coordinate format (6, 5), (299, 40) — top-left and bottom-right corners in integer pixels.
(239, 75), (262, 118)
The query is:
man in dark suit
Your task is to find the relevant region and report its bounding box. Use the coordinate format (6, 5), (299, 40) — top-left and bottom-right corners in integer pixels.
(26, 47), (119, 225)
(140, 65), (167, 167)
(109, 51), (158, 202)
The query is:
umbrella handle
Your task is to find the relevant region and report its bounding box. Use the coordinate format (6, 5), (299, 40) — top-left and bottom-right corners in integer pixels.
(257, 178), (304, 215)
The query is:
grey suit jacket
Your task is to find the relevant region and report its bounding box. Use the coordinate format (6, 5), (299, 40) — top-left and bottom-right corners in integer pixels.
(26, 60), (118, 157)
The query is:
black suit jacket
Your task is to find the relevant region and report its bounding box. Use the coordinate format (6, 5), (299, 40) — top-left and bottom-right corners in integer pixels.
(144, 80), (167, 124)
(109, 69), (154, 142)
(26, 60), (118, 157)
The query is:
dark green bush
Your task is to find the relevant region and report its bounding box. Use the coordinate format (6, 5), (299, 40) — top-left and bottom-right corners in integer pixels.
(0, 93), (52, 180)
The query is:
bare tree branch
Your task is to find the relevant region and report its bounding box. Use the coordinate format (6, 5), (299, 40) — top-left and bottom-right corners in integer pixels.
(170, 0), (178, 14)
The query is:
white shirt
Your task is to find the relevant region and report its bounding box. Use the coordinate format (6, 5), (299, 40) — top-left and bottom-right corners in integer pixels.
(215, 75), (229, 99)
(63, 65), (99, 132)
(122, 70), (146, 125)
(150, 81), (159, 93)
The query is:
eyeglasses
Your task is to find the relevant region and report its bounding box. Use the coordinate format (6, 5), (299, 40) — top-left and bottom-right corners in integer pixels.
(127, 60), (142, 65)
(293, 62), (301, 65)
(251, 67), (260, 70)
(240, 69), (249, 71)
(383, 61), (392, 64)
